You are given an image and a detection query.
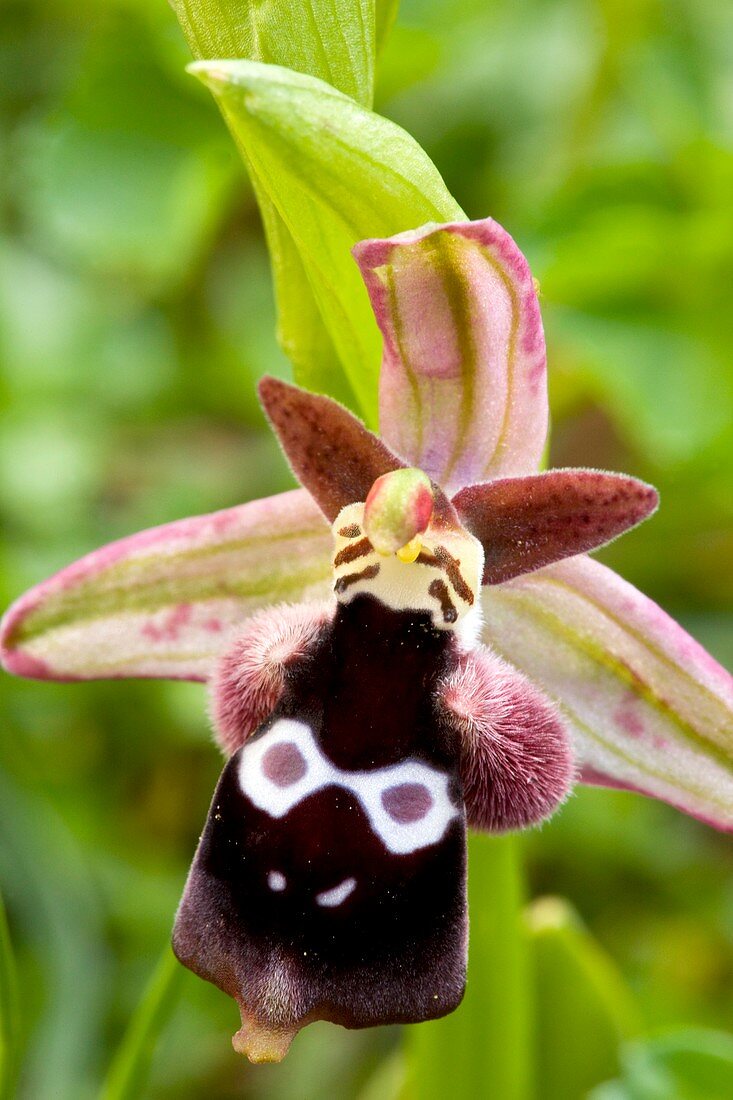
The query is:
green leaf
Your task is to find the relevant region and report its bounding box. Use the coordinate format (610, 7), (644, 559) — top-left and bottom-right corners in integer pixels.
(251, 165), (358, 410)
(170, 0), (378, 412)
(191, 60), (464, 425)
(170, 0), (375, 106)
(590, 1031), (733, 1100)
(0, 891), (20, 1100)
(403, 835), (532, 1100)
(100, 946), (184, 1100)
(376, 0), (400, 54)
(528, 897), (641, 1100)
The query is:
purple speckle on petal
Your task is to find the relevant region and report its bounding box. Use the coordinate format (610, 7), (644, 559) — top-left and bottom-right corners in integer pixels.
(381, 782), (433, 823)
(262, 742), (307, 787)
(613, 694), (645, 738)
(141, 602), (192, 643)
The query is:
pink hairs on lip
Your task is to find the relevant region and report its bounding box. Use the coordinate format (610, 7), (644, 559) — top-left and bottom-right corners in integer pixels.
(209, 600), (334, 756)
(440, 646), (575, 832)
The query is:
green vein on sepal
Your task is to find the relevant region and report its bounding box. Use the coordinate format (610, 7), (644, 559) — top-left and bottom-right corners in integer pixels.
(494, 587), (733, 781)
(545, 576), (730, 723)
(13, 563), (331, 646)
(10, 531), (331, 645)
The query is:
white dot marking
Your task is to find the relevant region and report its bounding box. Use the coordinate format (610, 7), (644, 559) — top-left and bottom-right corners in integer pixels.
(316, 877), (357, 908)
(267, 870), (287, 892)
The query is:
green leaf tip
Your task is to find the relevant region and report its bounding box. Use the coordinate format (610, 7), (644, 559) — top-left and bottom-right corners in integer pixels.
(187, 58), (347, 98)
(173, 0), (380, 409)
(187, 58), (463, 426)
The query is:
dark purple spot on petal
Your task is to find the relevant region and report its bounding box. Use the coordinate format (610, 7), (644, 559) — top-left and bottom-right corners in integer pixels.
(382, 783), (433, 823)
(262, 742), (307, 787)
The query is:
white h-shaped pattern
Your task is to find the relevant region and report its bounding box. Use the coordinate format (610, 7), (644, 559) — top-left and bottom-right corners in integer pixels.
(238, 718), (460, 855)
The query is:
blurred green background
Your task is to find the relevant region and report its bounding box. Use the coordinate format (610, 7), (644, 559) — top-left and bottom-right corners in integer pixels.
(1, 0), (732, 1096)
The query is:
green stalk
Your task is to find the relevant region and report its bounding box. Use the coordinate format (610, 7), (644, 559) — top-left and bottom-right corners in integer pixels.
(0, 890), (20, 1100)
(404, 834), (532, 1100)
(100, 946), (184, 1100)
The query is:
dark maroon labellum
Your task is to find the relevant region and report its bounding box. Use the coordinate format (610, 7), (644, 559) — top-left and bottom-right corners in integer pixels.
(174, 596), (468, 1060)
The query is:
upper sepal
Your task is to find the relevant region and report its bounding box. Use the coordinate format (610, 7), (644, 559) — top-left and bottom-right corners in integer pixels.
(453, 469), (658, 585)
(354, 218), (548, 493)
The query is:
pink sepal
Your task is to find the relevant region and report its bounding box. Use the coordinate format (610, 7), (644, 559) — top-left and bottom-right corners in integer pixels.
(1, 489), (331, 683)
(354, 218), (548, 493)
(483, 555), (733, 829)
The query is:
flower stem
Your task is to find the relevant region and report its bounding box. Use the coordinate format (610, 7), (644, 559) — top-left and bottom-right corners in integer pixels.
(0, 890), (20, 1100)
(404, 834), (532, 1099)
(100, 946), (184, 1100)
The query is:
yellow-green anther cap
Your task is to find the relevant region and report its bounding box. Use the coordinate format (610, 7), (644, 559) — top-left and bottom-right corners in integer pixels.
(364, 468), (434, 556)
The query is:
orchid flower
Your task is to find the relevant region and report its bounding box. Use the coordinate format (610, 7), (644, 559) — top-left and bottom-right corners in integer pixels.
(2, 218), (732, 1065)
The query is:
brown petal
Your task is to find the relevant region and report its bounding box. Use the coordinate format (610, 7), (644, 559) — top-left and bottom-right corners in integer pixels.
(259, 377), (459, 525)
(453, 469), (658, 585)
(259, 376), (405, 521)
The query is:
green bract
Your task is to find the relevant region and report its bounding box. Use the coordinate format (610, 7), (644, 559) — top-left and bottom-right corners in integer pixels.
(190, 60), (463, 423)
(171, 0), (377, 411)
(172, 0), (426, 417)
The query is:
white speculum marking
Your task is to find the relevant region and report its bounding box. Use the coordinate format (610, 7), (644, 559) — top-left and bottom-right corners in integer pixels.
(239, 718), (459, 856)
(267, 870), (287, 892)
(315, 877), (357, 908)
